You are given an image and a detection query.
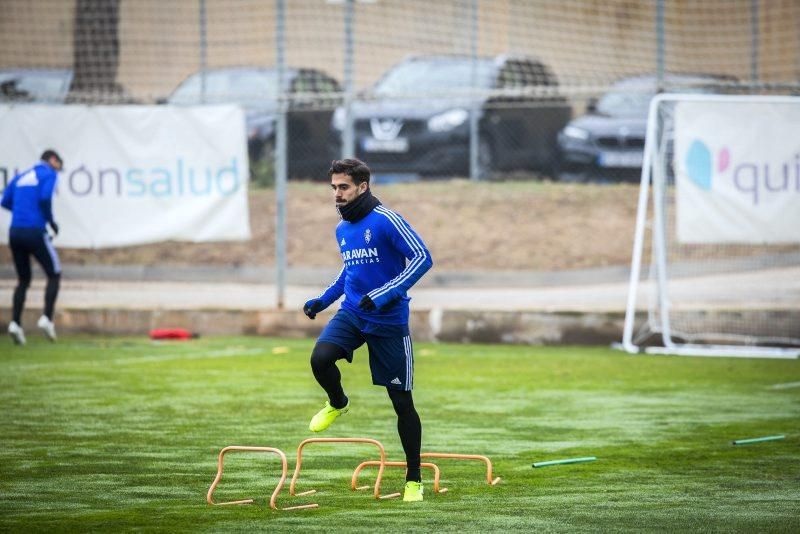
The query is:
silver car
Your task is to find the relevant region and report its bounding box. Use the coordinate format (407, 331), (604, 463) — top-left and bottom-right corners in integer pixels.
(556, 73), (737, 182)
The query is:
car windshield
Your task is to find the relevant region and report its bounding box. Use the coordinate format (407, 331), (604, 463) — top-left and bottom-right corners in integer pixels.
(0, 71), (71, 102)
(373, 59), (495, 96)
(596, 89), (654, 117)
(597, 77), (730, 117)
(169, 69), (279, 106)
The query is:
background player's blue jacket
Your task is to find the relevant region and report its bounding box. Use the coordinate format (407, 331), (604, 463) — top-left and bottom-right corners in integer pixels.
(316, 204), (432, 325)
(1, 162), (58, 229)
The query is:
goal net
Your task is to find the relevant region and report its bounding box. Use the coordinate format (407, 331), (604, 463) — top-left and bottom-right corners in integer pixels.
(620, 94), (800, 359)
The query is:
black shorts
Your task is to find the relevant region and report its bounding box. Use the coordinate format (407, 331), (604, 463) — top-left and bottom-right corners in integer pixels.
(9, 227), (61, 279)
(318, 309), (414, 391)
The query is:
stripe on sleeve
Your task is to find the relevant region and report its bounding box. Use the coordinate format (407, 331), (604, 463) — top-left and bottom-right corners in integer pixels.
(368, 207), (428, 300)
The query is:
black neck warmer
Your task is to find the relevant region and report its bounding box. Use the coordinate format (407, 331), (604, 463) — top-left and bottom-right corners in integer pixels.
(338, 189), (381, 223)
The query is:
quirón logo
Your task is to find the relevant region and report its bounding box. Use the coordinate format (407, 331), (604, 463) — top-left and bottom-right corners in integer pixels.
(685, 139), (800, 205)
(1, 158), (242, 198)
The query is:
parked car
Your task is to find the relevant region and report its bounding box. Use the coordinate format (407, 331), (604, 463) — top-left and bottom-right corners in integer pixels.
(0, 68), (73, 103)
(556, 73), (738, 182)
(331, 55), (571, 179)
(0, 67), (140, 105)
(167, 66), (342, 180)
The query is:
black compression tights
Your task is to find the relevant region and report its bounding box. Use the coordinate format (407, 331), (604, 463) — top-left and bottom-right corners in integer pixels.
(310, 342), (349, 409)
(309, 341), (422, 482)
(12, 272), (59, 323)
(386, 387), (422, 482)
(44, 273), (60, 320)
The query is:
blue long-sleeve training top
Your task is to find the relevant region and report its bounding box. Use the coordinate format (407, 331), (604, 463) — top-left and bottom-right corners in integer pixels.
(316, 205), (433, 325)
(1, 162), (58, 229)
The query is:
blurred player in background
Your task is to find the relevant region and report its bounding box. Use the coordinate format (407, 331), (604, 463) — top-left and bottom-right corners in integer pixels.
(303, 158), (433, 502)
(2, 149), (63, 345)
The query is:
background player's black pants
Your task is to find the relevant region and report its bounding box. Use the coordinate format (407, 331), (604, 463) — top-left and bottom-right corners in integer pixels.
(9, 228), (61, 324)
(310, 341), (423, 482)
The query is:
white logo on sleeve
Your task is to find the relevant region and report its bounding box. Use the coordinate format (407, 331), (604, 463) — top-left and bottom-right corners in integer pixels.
(390, 377), (401, 385)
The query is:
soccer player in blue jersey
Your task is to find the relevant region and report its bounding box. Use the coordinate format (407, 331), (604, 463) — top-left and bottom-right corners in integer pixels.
(2, 150), (63, 345)
(303, 158), (432, 502)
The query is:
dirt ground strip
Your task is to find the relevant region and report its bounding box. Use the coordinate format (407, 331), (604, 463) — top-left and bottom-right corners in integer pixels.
(0, 181), (642, 272)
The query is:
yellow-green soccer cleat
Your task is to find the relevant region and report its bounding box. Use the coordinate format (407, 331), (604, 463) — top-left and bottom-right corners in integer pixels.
(403, 481), (424, 502)
(308, 400), (349, 432)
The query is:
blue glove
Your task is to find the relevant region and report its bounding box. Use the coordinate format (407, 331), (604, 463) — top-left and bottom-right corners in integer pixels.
(358, 295), (376, 311)
(303, 298), (325, 320)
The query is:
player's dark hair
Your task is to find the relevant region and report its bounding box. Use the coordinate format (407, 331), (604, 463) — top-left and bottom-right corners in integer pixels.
(328, 158), (371, 186)
(40, 149), (63, 166)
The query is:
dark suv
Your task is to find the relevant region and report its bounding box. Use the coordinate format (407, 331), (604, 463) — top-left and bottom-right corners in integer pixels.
(167, 66), (341, 179)
(556, 73), (738, 182)
(332, 55), (571, 179)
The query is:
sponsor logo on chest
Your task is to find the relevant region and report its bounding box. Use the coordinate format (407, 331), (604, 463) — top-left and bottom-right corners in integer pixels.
(341, 227), (380, 266)
(341, 246), (380, 264)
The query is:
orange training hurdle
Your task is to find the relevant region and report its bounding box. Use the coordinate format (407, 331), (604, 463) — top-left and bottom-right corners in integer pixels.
(351, 461), (448, 494)
(289, 437), (400, 502)
(208, 443), (500, 511)
(420, 452), (501, 485)
(207, 446), (318, 511)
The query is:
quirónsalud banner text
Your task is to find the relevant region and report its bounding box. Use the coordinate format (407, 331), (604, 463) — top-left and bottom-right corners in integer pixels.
(0, 104), (250, 248)
(674, 99), (800, 244)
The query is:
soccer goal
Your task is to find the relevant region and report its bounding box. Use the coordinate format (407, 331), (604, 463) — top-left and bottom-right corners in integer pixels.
(619, 94), (800, 359)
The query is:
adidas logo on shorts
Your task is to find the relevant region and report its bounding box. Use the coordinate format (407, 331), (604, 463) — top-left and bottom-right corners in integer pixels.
(390, 377), (401, 385)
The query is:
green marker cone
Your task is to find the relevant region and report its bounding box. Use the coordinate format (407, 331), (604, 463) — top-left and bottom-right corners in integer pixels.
(532, 456), (597, 468)
(732, 435), (785, 445)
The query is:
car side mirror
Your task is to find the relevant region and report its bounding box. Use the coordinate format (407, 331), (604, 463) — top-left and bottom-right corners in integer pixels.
(586, 97), (598, 113)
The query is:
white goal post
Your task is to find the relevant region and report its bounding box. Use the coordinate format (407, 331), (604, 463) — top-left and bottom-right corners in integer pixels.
(619, 94), (800, 359)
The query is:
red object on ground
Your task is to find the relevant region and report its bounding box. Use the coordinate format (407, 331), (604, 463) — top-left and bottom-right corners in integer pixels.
(149, 328), (197, 340)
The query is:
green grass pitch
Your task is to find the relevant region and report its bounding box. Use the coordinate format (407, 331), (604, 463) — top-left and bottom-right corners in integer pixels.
(1, 336), (798, 532)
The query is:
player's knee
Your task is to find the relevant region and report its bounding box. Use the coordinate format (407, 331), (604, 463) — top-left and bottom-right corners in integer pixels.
(310, 342), (345, 372)
(17, 274), (31, 288)
(387, 389), (415, 415)
(47, 272), (61, 284)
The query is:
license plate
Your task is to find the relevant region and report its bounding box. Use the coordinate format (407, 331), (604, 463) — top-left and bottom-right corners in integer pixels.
(598, 151), (643, 168)
(362, 137), (409, 153)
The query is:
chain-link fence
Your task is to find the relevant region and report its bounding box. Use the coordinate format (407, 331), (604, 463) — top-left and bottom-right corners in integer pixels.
(2, 0), (799, 184)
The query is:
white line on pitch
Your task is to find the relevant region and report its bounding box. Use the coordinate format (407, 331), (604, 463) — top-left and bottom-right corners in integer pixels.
(6, 347), (268, 371)
(768, 381), (800, 390)
(109, 347), (266, 364)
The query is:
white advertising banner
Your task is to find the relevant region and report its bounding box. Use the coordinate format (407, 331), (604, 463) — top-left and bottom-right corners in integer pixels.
(0, 104), (250, 248)
(674, 100), (800, 244)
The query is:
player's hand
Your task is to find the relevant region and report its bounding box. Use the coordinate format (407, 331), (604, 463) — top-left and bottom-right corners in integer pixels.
(358, 295), (376, 311)
(303, 299), (324, 320)
(49, 221), (59, 235)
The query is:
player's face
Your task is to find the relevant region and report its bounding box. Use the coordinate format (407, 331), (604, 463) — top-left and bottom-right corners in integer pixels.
(331, 173), (367, 206)
(49, 157), (63, 172)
